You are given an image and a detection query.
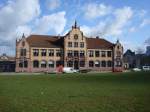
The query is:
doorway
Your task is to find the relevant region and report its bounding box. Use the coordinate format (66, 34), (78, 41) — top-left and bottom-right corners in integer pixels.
(74, 60), (79, 69)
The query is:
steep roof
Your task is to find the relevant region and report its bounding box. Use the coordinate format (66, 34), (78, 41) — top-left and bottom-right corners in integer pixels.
(25, 35), (114, 49)
(26, 35), (64, 48)
(124, 49), (135, 56)
(86, 37), (114, 49)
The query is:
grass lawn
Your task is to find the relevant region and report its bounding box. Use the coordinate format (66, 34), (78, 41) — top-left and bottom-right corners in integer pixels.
(0, 72), (150, 112)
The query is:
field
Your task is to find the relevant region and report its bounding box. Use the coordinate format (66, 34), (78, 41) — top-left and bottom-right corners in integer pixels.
(0, 72), (150, 112)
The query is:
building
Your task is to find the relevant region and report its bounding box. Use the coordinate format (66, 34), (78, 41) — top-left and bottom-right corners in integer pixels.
(16, 22), (123, 72)
(0, 54), (15, 72)
(123, 49), (136, 69)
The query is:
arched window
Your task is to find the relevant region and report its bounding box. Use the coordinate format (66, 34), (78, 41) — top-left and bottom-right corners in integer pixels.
(107, 61), (112, 67)
(41, 60), (47, 68)
(95, 60), (100, 67)
(48, 60), (54, 68)
(33, 60), (39, 68)
(89, 61), (94, 67)
(101, 61), (106, 67)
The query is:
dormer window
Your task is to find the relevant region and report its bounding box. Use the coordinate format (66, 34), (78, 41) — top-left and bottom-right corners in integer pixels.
(74, 34), (78, 40)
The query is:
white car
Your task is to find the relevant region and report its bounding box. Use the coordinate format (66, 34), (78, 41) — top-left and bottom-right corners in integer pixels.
(63, 67), (78, 73)
(133, 68), (141, 72)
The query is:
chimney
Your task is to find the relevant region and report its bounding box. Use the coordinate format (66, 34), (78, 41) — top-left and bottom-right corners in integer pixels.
(96, 36), (99, 39)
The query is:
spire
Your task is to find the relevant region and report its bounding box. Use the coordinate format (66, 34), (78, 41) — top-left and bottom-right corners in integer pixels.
(116, 38), (119, 43)
(72, 20), (80, 29)
(74, 20), (77, 28)
(22, 33), (25, 38)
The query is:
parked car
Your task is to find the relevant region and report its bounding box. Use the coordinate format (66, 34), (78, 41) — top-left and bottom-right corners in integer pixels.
(132, 68), (141, 72)
(63, 67), (79, 73)
(142, 66), (150, 71)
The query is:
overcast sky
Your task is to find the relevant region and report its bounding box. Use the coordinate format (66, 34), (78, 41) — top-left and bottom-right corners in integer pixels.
(0, 0), (150, 56)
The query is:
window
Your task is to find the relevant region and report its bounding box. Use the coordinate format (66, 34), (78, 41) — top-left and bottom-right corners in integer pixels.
(19, 61), (23, 68)
(74, 34), (78, 40)
(107, 61), (112, 67)
(95, 60), (100, 67)
(48, 61), (54, 68)
(95, 51), (100, 57)
(80, 61), (85, 67)
(107, 51), (112, 57)
(68, 42), (72, 47)
(116, 51), (121, 58)
(88, 50), (94, 57)
(74, 51), (79, 57)
(89, 61), (94, 67)
(48, 49), (54, 56)
(80, 42), (84, 48)
(20, 49), (26, 56)
(101, 51), (106, 57)
(80, 51), (85, 57)
(74, 42), (78, 47)
(41, 49), (47, 56)
(19, 60), (28, 68)
(41, 60), (46, 68)
(33, 60), (39, 68)
(68, 50), (73, 57)
(101, 61), (106, 67)
(33, 49), (39, 56)
(56, 50), (61, 57)
(67, 61), (73, 67)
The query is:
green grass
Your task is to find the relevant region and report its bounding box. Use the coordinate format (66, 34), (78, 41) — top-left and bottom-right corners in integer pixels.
(0, 72), (150, 112)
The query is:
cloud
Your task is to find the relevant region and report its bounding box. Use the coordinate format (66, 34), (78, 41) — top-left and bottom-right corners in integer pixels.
(45, 0), (60, 10)
(0, 0), (40, 55)
(81, 22), (106, 37)
(144, 37), (150, 45)
(140, 19), (150, 27)
(129, 27), (136, 32)
(138, 9), (147, 18)
(0, 0), (67, 55)
(81, 6), (133, 37)
(108, 7), (133, 35)
(0, 0), (40, 41)
(84, 3), (112, 19)
(33, 11), (66, 34)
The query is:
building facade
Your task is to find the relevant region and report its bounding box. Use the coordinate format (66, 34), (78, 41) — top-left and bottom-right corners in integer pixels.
(123, 49), (136, 69)
(0, 54), (15, 72)
(16, 22), (123, 72)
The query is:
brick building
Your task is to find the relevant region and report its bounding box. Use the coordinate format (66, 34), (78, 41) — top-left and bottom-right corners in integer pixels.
(16, 22), (123, 72)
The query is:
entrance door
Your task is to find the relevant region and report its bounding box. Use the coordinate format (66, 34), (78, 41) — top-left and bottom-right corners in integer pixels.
(74, 60), (79, 69)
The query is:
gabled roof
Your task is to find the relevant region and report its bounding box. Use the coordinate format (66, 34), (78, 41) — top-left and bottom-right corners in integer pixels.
(26, 35), (64, 48)
(124, 49), (135, 56)
(86, 37), (114, 49)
